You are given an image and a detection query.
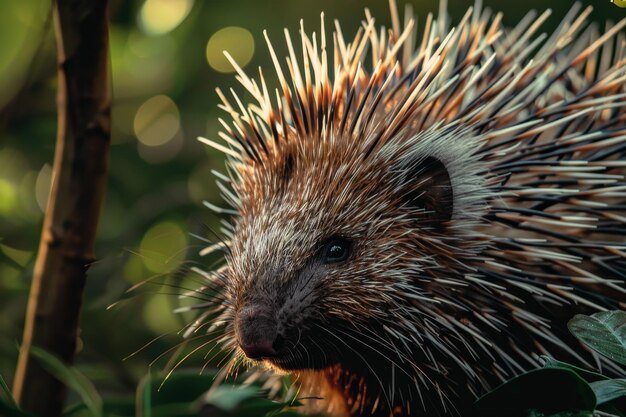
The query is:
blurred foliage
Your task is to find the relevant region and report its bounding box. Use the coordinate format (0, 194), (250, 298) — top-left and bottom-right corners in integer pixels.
(0, 0), (622, 415)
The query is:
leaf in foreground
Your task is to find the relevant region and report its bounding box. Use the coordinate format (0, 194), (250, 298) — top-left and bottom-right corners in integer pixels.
(540, 356), (607, 383)
(473, 368), (596, 417)
(198, 385), (303, 417)
(568, 311), (626, 366)
(30, 346), (103, 417)
(0, 373), (18, 409)
(590, 379), (626, 405)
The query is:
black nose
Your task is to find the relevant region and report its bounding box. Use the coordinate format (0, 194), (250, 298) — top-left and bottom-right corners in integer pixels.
(236, 306), (279, 360)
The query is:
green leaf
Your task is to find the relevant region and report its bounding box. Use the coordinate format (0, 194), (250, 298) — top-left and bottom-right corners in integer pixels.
(138, 371), (215, 407)
(0, 244), (32, 268)
(29, 346), (103, 417)
(541, 357), (626, 416)
(473, 368), (596, 417)
(0, 373), (18, 409)
(137, 371), (235, 417)
(148, 403), (197, 417)
(0, 245), (26, 270)
(200, 385), (261, 412)
(197, 385), (297, 417)
(540, 356), (608, 382)
(590, 379), (626, 405)
(63, 402), (88, 417)
(598, 403), (626, 417)
(0, 400), (35, 417)
(102, 398), (136, 417)
(64, 399), (137, 417)
(527, 411), (594, 417)
(233, 397), (291, 416)
(568, 311), (626, 366)
(0, 374), (33, 417)
(136, 371), (152, 417)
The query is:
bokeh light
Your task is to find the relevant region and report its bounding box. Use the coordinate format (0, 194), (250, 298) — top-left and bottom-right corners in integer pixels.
(0, 179), (17, 215)
(206, 26), (254, 73)
(35, 163), (52, 213)
(110, 28), (177, 100)
(138, 0), (194, 36)
(123, 255), (146, 284)
(18, 171), (42, 222)
(134, 94), (181, 147)
(112, 100), (141, 142)
(0, 148), (42, 221)
(142, 294), (181, 334)
(139, 221), (187, 273)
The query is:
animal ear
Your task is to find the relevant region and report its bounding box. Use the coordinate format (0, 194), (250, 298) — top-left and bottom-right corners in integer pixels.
(401, 156), (453, 227)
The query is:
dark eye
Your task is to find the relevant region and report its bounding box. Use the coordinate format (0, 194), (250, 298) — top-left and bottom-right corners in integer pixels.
(322, 238), (351, 264)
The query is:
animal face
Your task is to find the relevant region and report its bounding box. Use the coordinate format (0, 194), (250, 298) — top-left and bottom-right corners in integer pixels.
(224, 134), (462, 371)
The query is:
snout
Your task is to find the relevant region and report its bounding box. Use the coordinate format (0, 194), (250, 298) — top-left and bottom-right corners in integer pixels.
(236, 305), (282, 360)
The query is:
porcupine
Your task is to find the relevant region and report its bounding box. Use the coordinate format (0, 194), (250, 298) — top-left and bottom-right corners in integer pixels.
(191, 1), (626, 416)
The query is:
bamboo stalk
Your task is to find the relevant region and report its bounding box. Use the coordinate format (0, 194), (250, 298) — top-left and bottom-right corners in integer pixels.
(13, 1), (111, 415)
